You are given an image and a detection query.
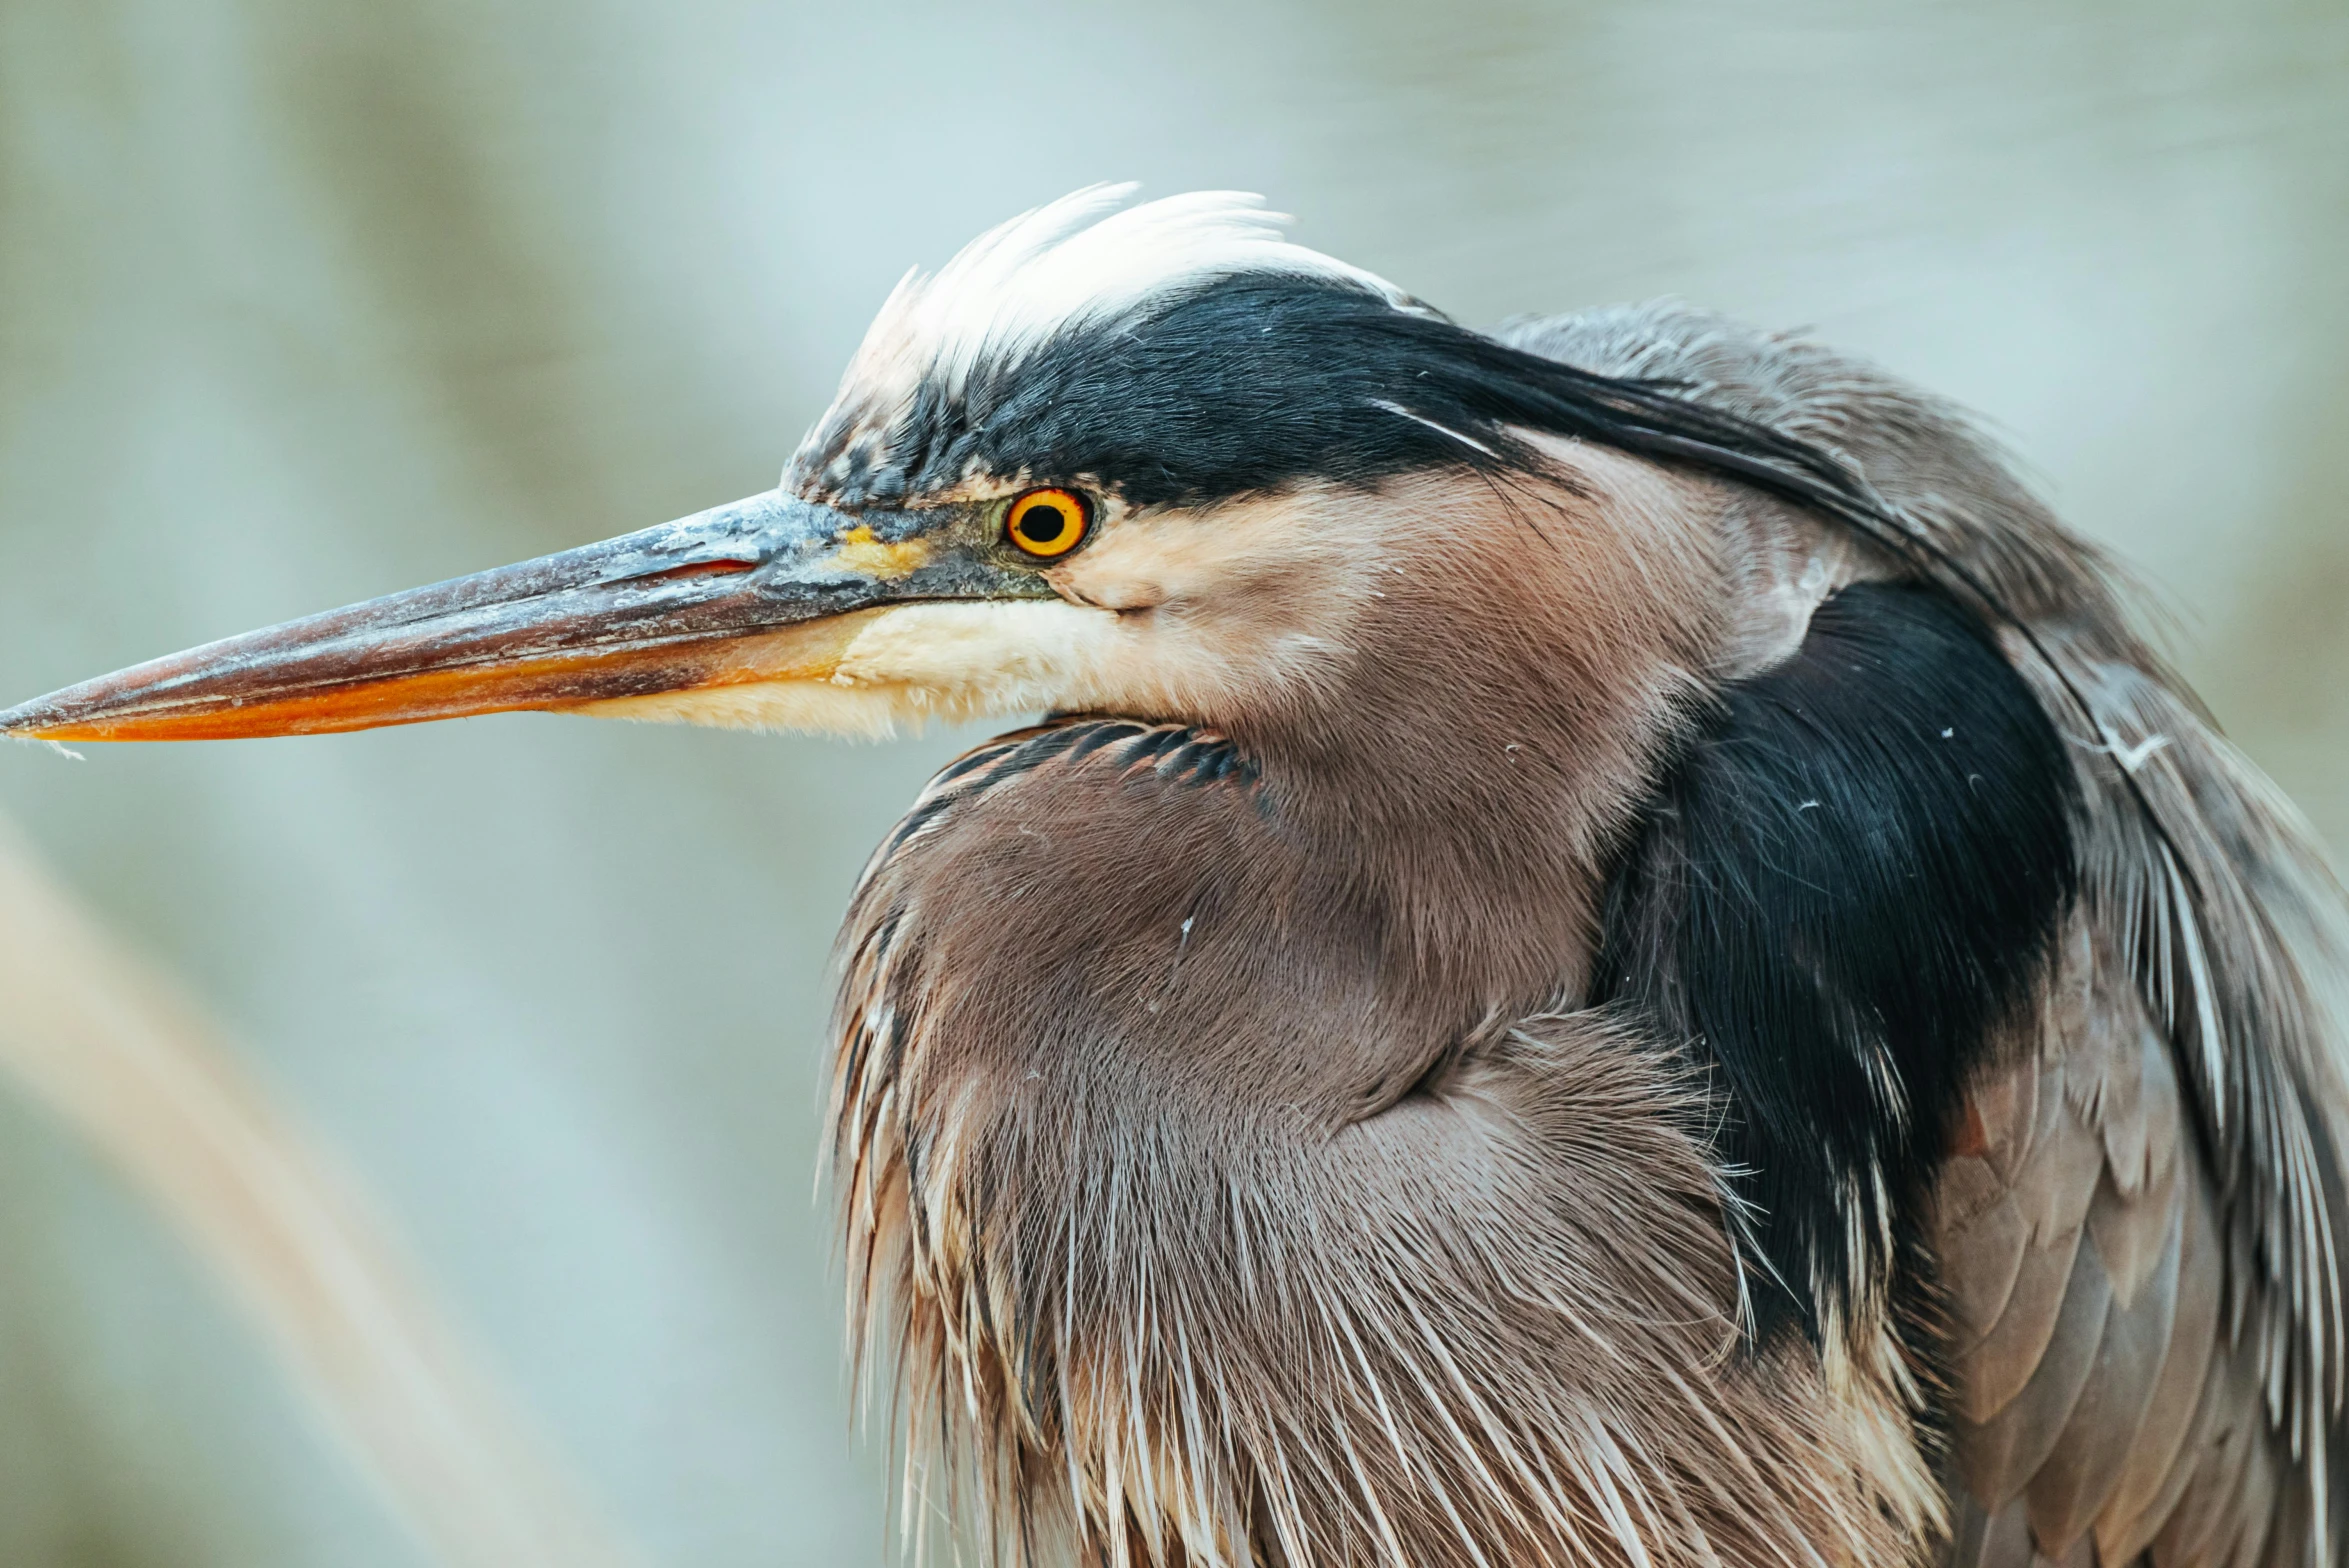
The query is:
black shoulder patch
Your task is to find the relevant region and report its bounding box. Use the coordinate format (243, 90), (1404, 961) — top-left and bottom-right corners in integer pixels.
(1595, 581), (2077, 1344)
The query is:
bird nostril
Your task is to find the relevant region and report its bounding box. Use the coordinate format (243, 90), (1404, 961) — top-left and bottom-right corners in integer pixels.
(637, 559), (757, 584)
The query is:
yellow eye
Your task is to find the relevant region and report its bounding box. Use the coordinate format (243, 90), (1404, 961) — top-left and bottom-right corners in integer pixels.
(1004, 488), (1091, 560)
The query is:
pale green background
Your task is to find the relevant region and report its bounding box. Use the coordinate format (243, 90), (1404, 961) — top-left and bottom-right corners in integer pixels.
(0, 1), (2342, 1563)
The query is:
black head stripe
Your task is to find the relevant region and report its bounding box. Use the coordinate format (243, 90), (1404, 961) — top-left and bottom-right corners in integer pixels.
(797, 271), (1898, 518)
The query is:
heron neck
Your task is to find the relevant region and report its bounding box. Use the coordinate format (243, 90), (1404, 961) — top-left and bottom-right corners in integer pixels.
(1233, 475), (1724, 1014)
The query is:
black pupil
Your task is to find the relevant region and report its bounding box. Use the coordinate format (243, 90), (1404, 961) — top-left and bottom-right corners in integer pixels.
(1020, 505), (1067, 544)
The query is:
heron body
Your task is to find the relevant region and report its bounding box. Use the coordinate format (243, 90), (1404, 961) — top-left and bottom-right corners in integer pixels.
(7, 188), (2345, 1567)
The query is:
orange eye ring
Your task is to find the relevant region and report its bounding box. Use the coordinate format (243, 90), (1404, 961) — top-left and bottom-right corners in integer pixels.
(1004, 488), (1091, 560)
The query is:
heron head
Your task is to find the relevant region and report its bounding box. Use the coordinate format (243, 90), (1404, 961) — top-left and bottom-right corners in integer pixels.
(0, 186), (1824, 755)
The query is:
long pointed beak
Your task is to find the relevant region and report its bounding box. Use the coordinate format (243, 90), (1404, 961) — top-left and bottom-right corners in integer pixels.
(0, 490), (1042, 742)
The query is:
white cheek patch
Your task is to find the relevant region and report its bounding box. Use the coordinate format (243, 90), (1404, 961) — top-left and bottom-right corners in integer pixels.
(580, 681), (915, 739)
(831, 600), (1113, 690)
(832, 599), (1120, 709)
(578, 600), (1123, 738)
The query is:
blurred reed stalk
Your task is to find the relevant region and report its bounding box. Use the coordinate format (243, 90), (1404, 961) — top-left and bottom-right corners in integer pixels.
(0, 809), (642, 1568)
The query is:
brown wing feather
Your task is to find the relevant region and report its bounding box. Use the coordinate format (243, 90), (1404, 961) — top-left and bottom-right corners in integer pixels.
(2097, 1183), (2222, 1562)
(1937, 920), (2314, 1566)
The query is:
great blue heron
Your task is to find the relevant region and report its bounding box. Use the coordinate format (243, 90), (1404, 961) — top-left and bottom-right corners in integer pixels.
(5, 186), (2344, 1567)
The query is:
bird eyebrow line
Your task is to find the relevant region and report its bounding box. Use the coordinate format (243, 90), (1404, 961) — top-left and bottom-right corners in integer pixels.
(1367, 398), (1498, 457)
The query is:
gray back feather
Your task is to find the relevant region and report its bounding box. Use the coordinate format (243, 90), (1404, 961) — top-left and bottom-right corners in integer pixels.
(1506, 303), (2349, 1564)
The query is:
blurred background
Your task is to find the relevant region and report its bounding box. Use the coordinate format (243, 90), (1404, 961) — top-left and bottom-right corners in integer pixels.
(0, 0), (2342, 1562)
